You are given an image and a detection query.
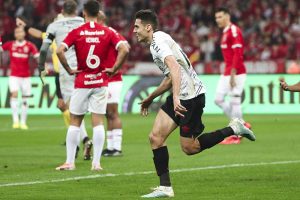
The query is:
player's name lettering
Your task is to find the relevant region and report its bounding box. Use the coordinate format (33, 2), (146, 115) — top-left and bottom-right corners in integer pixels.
(86, 37), (100, 43)
(12, 52), (29, 58)
(151, 41), (160, 53)
(80, 30), (105, 36)
(84, 79), (103, 85)
(84, 72), (102, 79)
(221, 44), (228, 49)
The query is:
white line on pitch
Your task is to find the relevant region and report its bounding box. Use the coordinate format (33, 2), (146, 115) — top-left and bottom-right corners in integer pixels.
(0, 160), (299, 188)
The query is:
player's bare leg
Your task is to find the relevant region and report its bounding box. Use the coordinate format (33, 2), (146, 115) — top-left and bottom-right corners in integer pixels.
(103, 103), (123, 156)
(91, 113), (105, 171)
(142, 109), (177, 198)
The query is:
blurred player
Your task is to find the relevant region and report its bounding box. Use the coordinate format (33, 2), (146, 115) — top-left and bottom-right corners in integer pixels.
(97, 11), (130, 157)
(214, 7), (248, 144)
(1, 27), (39, 130)
(0, 36), (2, 66)
(280, 78), (300, 92)
(16, 16), (71, 129)
(56, 0), (129, 171)
(133, 9), (255, 198)
(37, 1), (92, 160)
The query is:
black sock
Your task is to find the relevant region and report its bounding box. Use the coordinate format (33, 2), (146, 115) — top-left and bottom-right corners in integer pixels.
(197, 127), (234, 151)
(153, 146), (171, 186)
(82, 136), (90, 144)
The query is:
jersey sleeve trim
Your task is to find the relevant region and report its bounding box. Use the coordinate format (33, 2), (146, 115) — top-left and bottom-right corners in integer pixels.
(61, 42), (69, 50)
(232, 44), (242, 48)
(115, 40), (127, 50)
(33, 53), (40, 58)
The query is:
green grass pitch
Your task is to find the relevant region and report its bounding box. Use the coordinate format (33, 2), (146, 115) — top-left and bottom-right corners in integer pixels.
(0, 114), (299, 199)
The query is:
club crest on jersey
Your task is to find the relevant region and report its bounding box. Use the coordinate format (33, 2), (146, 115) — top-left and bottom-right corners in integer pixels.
(23, 46), (29, 53)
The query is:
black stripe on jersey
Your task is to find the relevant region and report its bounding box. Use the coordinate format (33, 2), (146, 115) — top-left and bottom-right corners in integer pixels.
(46, 33), (55, 41)
(179, 49), (191, 67)
(195, 84), (203, 95)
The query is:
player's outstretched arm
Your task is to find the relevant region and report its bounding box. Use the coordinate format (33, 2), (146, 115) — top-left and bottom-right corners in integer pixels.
(16, 17), (43, 39)
(164, 55), (187, 117)
(280, 80), (300, 92)
(104, 42), (129, 76)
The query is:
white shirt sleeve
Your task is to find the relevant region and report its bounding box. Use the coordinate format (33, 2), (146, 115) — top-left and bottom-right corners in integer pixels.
(43, 23), (56, 44)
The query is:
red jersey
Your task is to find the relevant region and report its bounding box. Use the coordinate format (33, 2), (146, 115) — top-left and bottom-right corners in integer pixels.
(220, 24), (246, 76)
(2, 40), (39, 77)
(62, 22), (122, 88)
(105, 27), (127, 82)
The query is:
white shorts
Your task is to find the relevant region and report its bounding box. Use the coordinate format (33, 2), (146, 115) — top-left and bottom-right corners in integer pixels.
(107, 81), (122, 104)
(69, 87), (108, 115)
(9, 76), (31, 96)
(59, 74), (75, 103)
(215, 74), (246, 97)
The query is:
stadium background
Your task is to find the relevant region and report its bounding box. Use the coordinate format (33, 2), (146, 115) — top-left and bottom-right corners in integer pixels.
(1, 0), (300, 115)
(1, 1), (300, 199)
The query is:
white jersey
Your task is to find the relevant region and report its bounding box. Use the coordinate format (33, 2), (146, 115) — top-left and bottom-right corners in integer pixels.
(150, 31), (205, 100)
(43, 16), (84, 75)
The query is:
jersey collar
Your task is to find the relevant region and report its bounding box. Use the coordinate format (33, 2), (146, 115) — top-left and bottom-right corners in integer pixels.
(223, 24), (231, 33)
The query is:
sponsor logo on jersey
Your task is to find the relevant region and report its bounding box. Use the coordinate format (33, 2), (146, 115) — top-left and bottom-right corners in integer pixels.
(80, 30), (105, 36)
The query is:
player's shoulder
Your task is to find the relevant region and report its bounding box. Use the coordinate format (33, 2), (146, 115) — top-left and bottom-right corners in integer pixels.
(229, 24), (242, 37)
(153, 31), (171, 42)
(25, 40), (37, 47)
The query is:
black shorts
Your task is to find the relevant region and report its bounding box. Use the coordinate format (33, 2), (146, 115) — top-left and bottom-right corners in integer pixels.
(161, 94), (205, 138)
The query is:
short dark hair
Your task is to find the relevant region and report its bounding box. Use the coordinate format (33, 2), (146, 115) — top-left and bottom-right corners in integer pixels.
(135, 9), (158, 30)
(215, 7), (230, 15)
(84, 0), (101, 17)
(63, 0), (77, 15)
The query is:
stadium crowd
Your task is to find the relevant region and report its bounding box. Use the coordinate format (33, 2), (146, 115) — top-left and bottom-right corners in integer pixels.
(1, 0), (300, 71)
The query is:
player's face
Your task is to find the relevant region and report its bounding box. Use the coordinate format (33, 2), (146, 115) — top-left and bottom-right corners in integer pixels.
(133, 19), (150, 43)
(14, 27), (25, 41)
(215, 12), (229, 28)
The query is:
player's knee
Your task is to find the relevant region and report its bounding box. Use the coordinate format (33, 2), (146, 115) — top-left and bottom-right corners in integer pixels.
(149, 131), (164, 147)
(10, 93), (18, 98)
(106, 110), (118, 120)
(181, 144), (198, 156)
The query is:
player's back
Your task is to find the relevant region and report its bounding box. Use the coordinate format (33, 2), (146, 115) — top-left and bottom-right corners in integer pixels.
(62, 21), (122, 88)
(45, 17), (84, 71)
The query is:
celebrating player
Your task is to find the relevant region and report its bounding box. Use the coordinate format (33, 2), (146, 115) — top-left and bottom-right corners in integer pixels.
(56, 0), (129, 171)
(133, 9), (256, 198)
(1, 27), (39, 130)
(97, 11), (130, 157)
(214, 7), (248, 144)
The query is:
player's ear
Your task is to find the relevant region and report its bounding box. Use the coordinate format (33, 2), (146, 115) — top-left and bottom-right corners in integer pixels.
(146, 24), (152, 32)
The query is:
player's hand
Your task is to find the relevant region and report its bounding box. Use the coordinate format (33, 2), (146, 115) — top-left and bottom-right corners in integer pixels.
(39, 67), (48, 85)
(139, 97), (153, 116)
(230, 77), (236, 89)
(16, 17), (26, 27)
(173, 97), (187, 118)
(103, 68), (116, 77)
(279, 78), (289, 91)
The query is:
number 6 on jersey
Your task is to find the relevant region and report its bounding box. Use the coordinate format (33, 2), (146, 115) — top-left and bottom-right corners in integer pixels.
(86, 45), (100, 69)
